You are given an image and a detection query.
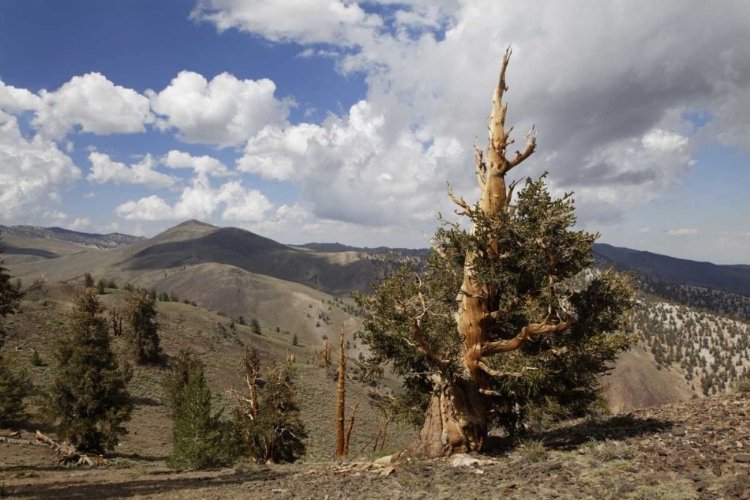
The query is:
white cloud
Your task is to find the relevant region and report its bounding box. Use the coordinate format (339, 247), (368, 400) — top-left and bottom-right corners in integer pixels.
(34, 73), (153, 140)
(202, 0), (750, 235)
(43, 210), (68, 223)
(0, 112), (81, 221)
(115, 175), (273, 222)
(162, 150), (233, 177)
(83, 191), (96, 199)
(67, 217), (91, 231)
(0, 80), (41, 114)
(116, 195), (173, 221)
(666, 228), (700, 237)
(190, 0), (382, 45)
(146, 71), (290, 147)
(87, 152), (175, 188)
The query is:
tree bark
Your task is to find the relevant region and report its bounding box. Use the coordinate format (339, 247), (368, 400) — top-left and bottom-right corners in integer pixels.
(413, 48), (543, 457)
(409, 378), (487, 457)
(335, 327), (346, 458)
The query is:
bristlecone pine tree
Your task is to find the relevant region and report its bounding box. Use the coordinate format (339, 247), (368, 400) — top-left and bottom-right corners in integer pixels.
(231, 345), (307, 463)
(167, 362), (234, 470)
(50, 288), (133, 452)
(125, 290), (163, 364)
(0, 232), (23, 349)
(0, 232), (31, 427)
(355, 49), (636, 457)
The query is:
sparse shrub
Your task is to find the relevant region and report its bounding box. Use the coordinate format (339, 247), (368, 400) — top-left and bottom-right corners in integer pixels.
(582, 439), (636, 462)
(190, 301), (197, 307)
(30, 350), (44, 367)
(515, 439), (548, 463)
(238, 316), (246, 325)
(49, 289), (133, 452)
(169, 292), (179, 302)
(124, 291), (163, 364)
(107, 279), (118, 289)
(167, 363), (235, 470)
(275, 326), (280, 332)
(183, 298), (190, 304)
(251, 318), (261, 335)
(159, 291), (170, 302)
(123, 282), (134, 292)
(292, 333), (298, 346)
(626, 483), (698, 500)
(83, 272), (95, 288)
(217, 310), (226, 317)
(96, 279), (106, 295)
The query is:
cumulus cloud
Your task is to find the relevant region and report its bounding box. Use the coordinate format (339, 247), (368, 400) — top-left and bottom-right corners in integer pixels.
(33, 73), (153, 140)
(67, 217), (91, 231)
(115, 175), (272, 222)
(666, 228), (700, 237)
(190, 0), (382, 45)
(238, 100), (464, 226)
(0, 80), (41, 114)
(200, 0), (750, 233)
(146, 71), (290, 147)
(43, 210), (68, 223)
(0, 112), (81, 221)
(87, 152), (175, 188)
(162, 150), (233, 177)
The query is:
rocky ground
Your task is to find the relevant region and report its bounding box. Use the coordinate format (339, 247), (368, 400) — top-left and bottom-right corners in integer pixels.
(4, 393), (750, 499)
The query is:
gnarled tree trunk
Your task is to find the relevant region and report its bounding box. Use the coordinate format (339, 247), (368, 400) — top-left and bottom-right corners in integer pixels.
(410, 49), (569, 457)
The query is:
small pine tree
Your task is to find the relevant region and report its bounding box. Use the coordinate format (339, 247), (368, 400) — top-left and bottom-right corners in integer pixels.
(83, 272), (95, 288)
(125, 291), (163, 364)
(50, 289), (133, 452)
(0, 233), (31, 427)
(0, 360), (32, 428)
(96, 279), (106, 295)
(292, 333), (298, 346)
(238, 316), (246, 326)
(251, 318), (261, 335)
(0, 234), (24, 324)
(161, 349), (203, 416)
(167, 364), (234, 470)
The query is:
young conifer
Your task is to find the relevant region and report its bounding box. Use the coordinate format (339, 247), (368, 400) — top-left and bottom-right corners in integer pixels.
(125, 291), (163, 364)
(167, 363), (234, 470)
(50, 288), (133, 452)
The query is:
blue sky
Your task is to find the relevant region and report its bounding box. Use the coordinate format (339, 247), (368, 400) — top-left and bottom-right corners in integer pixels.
(1, 0), (749, 264)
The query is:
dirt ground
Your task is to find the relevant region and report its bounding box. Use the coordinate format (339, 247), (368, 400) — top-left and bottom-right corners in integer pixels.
(5, 394), (750, 499)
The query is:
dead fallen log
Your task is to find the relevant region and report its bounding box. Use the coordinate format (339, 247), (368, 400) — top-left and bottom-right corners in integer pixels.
(0, 430), (106, 467)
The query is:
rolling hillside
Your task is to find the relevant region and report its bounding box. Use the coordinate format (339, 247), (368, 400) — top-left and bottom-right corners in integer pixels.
(4, 220), (750, 415)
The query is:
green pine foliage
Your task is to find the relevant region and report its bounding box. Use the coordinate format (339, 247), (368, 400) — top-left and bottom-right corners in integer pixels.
(232, 346), (306, 464)
(251, 318), (261, 335)
(355, 176), (636, 435)
(166, 363), (235, 470)
(50, 288), (133, 452)
(161, 349), (204, 417)
(124, 291), (163, 364)
(0, 233), (31, 427)
(83, 272), (95, 288)
(0, 360), (32, 428)
(0, 233), (24, 347)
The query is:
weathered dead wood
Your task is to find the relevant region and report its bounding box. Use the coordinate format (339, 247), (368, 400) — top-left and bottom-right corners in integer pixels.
(1, 431), (105, 467)
(335, 326), (346, 458)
